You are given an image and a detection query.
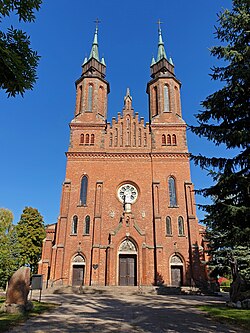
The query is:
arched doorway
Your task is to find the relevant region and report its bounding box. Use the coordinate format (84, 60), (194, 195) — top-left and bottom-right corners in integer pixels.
(72, 254), (85, 286)
(170, 254), (183, 287)
(118, 239), (137, 286)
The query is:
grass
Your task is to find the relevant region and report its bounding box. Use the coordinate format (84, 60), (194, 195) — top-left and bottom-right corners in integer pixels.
(0, 297), (58, 332)
(198, 304), (250, 331)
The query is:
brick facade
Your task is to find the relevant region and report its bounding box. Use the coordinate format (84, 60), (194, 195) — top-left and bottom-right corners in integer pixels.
(39, 26), (207, 288)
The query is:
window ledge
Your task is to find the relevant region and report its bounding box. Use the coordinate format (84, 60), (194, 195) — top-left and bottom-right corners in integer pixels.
(168, 205), (179, 208)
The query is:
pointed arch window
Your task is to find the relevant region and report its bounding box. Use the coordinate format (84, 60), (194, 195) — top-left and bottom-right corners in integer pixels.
(164, 85), (170, 112)
(71, 215), (78, 234)
(133, 123), (136, 146)
(174, 86), (180, 114)
(88, 84), (93, 112)
(166, 216), (172, 236)
(109, 133), (113, 147)
(80, 175), (88, 205)
(115, 128), (118, 147)
(90, 134), (95, 144)
(153, 86), (159, 116)
(98, 86), (104, 116)
(162, 134), (166, 145)
(78, 85), (83, 114)
(167, 134), (171, 145)
(168, 176), (177, 207)
(172, 134), (177, 145)
(84, 215), (90, 235)
(138, 128), (142, 146)
(178, 216), (185, 236)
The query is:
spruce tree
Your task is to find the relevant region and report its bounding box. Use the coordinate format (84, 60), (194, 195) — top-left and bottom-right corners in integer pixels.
(190, 0), (250, 283)
(16, 207), (46, 274)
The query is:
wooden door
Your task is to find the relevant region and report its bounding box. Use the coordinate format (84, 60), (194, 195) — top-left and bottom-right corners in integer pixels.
(119, 255), (136, 286)
(72, 265), (85, 286)
(171, 266), (182, 286)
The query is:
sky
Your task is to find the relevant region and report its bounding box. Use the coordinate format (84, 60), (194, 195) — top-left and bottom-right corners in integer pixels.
(0, 0), (233, 225)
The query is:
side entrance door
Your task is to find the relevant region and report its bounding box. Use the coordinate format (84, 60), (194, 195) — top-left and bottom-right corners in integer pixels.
(72, 265), (85, 286)
(171, 266), (183, 287)
(119, 255), (136, 286)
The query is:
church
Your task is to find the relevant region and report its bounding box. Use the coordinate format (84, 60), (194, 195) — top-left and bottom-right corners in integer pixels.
(39, 24), (207, 288)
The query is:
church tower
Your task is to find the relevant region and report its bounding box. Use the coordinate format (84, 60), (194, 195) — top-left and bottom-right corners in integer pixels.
(39, 24), (206, 288)
(147, 23), (187, 154)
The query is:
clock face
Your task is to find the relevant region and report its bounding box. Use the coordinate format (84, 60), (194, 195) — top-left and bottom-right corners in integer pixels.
(118, 184), (138, 204)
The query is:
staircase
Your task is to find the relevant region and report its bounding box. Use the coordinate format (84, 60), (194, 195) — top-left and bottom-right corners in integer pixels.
(44, 285), (203, 296)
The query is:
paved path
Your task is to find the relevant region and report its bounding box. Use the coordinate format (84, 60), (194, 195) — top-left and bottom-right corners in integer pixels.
(8, 290), (248, 333)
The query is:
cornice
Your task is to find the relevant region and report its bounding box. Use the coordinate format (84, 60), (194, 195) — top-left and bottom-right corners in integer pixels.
(66, 152), (190, 159)
(69, 122), (106, 128)
(150, 122), (186, 128)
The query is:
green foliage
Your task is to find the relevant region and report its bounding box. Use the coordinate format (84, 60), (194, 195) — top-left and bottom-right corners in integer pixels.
(0, 0), (42, 96)
(0, 207), (13, 234)
(0, 208), (20, 289)
(198, 305), (250, 331)
(190, 1), (250, 282)
(16, 207), (45, 274)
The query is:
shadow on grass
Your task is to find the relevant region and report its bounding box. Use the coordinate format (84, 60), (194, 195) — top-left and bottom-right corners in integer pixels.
(0, 298), (58, 333)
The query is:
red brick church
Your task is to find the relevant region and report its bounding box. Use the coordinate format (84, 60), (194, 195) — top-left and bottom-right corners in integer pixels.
(39, 24), (207, 288)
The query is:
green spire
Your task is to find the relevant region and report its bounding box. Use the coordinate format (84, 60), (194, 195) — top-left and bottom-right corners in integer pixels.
(101, 57), (106, 66)
(157, 25), (167, 62)
(82, 56), (88, 66)
(151, 56), (156, 66)
(89, 26), (99, 61)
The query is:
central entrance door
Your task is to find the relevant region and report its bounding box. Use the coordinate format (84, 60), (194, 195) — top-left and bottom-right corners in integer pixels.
(71, 254), (85, 286)
(119, 254), (137, 286)
(170, 254), (184, 287)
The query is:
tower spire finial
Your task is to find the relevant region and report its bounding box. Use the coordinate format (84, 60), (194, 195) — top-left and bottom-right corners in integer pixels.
(89, 19), (101, 61)
(156, 19), (167, 62)
(94, 18), (101, 29)
(157, 18), (163, 31)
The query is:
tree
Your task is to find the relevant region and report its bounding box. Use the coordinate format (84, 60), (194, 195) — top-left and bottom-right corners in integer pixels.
(16, 207), (45, 274)
(190, 0), (250, 285)
(0, 0), (42, 97)
(0, 208), (20, 289)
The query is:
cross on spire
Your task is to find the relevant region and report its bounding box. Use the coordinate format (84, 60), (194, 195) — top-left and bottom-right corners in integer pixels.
(94, 18), (101, 29)
(157, 19), (163, 30)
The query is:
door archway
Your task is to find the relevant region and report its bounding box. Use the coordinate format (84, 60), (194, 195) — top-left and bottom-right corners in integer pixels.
(118, 239), (137, 286)
(170, 254), (183, 287)
(72, 254), (85, 286)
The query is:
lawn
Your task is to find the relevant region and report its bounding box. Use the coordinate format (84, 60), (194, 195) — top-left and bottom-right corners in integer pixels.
(198, 304), (250, 331)
(0, 297), (58, 332)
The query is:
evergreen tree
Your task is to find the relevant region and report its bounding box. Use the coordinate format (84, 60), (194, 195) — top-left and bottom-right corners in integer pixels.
(0, 0), (42, 96)
(16, 207), (46, 274)
(190, 0), (250, 282)
(0, 208), (20, 289)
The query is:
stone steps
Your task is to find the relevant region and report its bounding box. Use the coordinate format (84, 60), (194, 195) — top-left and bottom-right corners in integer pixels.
(43, 285), (202, 296)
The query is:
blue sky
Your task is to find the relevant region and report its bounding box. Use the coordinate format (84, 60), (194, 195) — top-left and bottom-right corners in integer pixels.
(0, 0), (232, 224)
